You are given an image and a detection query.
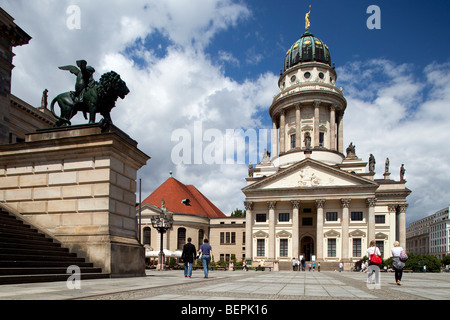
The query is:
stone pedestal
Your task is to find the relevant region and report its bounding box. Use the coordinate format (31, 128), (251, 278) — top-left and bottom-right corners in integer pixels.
(0, 124), (150, 276)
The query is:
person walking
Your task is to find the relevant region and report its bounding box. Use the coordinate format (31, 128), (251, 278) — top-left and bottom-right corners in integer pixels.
(391, 241), (405, 286)
(199, 238), (213, 278)
(366, 240), (381, 285)
(181, 237), (196, 278)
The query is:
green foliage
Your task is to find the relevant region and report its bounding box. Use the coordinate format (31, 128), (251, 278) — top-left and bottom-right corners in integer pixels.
(383, 253), (442, 272)
(442, 255), (450, 266)
(168, 257), (175, 268)
(230, 208), (246, 217)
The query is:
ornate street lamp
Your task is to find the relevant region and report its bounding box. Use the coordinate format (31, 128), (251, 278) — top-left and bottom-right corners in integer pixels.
(151, 199), (173, 270)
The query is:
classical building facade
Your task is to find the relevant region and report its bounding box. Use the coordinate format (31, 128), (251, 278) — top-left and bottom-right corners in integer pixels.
(0, 8), (55, 144)
(243, 22), (411, 266)
(407, 206), (450, 259)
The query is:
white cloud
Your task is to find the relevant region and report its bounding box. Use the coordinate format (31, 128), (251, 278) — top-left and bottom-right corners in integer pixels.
(3, 0), (274, 216)
(338, 59), (450, 224)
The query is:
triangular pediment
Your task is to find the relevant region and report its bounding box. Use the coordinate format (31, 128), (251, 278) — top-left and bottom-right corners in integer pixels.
(243, 158), (378, 192)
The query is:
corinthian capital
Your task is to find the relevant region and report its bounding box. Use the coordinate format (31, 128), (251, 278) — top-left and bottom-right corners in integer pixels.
(315, 199), (326, 208)
(366, 198), (377, 207)
(267, 201), (277, 209)
(340, 198), (351, 208)
(291, 200), (301, 209)
(244, 201), (253, 211)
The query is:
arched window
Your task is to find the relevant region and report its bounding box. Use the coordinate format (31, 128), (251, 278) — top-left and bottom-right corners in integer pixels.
(177, 227), (186, 250)
(143, 227), (151, 245)
(198, 229), (204, 247)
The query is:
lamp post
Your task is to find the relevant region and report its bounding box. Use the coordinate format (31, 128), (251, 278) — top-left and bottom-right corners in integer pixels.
(151, 199), (173, 270)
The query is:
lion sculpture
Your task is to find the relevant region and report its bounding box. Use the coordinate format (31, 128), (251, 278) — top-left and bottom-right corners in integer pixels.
(51, 67), (129, 127)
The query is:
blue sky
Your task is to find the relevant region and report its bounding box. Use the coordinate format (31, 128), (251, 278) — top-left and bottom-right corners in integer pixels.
(2, 0), (450, 224)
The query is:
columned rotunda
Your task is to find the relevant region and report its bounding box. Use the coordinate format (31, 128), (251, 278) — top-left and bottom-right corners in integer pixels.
(243, 13), (411, 267)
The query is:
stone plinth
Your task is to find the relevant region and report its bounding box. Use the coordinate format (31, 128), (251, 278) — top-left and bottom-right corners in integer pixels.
(0, 124), (150, 276)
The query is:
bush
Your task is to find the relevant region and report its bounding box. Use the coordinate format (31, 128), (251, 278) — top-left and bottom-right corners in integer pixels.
(442, 255), (450, 266)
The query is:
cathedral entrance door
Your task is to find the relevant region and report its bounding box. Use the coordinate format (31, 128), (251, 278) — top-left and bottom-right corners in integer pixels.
(301, 236), (314, 261)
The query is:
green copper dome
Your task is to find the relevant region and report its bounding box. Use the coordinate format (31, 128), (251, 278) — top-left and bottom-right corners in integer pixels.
(284, 32), (331, 72)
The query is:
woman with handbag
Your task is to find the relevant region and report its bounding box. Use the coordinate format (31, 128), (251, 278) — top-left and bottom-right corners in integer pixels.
(366, 240), (382, 285)
(391, 241), (406, 286)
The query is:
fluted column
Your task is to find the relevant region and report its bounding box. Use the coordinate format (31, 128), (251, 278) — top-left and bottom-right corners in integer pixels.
(329, 105), (336, 151)
(340, 198), (351, 260)
(295, 104), (301, 148)
(314, 101), (320, 147)
(398, 204), (408, 249)
(366, 198), (377, 242)
(268, 201), (277, 259)
(338, 113), (344, 153)
(279, 111), (286, 153)
(316, 199), (325, 260)
(244, 201), (254, 260)
(291, 200), (300, 258)
(272, 118), (278, 157)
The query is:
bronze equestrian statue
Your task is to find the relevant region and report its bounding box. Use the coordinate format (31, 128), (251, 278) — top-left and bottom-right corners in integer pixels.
(50, 60), (129, 127)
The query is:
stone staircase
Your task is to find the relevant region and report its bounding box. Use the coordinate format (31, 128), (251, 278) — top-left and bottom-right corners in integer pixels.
(0, 208), (109, 285)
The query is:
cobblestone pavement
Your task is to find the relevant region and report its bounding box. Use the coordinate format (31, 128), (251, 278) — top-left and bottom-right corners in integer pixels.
(0, 269), (449, 301)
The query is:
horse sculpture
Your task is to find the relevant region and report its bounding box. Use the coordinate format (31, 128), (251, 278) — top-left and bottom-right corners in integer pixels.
(50, 61), (129, 127)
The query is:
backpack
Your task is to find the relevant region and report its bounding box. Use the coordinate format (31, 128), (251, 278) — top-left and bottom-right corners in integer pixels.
(399, 251), (408, 262)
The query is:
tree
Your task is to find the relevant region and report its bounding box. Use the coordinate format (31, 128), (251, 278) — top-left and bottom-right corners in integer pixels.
(230, 208), (246, 217)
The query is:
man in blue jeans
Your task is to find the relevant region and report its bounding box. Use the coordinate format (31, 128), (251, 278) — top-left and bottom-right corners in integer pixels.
(199, 239), (213, 278)
(181, 237), (196, 278)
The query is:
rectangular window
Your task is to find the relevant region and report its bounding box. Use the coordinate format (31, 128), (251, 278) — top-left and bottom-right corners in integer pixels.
(243, 232), (245, 244)
(220, 232), (224, 244)
(351, 211), (363, 221)
(302, 217), (313, 226)
(353, 238), (362, 257)
(326, 212), (338, 221)
(231, 232), (236, 244)
(279, 212), (290, 222)
(328, 239), (336, 257)
(290, 134), (296, 149)
(280, 239), (288, 257)
(375, 215), (385, 224)
(226, 232), (230, 244)
(257, 239), (265, 257)
(319, 132), (324, 147)
(376, 241), (384, 257)
(256, 214), (267, 222)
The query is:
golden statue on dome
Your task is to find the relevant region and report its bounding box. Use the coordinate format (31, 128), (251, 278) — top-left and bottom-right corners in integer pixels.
(305, 5), (311, 32)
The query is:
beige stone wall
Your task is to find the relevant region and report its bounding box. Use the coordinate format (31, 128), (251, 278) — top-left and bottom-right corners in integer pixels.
(0, 125), (150, 275)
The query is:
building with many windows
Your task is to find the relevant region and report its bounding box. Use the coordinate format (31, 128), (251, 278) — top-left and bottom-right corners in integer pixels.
(407, 206), (450, 259)
(138, 175), (246, 263)
(242, 15), (411, 268)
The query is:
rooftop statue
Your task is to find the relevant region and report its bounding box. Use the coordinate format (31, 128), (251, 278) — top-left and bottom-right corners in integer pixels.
(50, 60), (129, 127)
(305, 5), (311, 32)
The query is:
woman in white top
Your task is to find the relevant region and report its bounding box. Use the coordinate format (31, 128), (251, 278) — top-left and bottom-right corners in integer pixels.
(366, 240), (381, 284)
(391, 241), (405, 286)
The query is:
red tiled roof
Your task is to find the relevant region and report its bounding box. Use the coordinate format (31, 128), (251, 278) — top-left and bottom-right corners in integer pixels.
(141, 177), (226, 218)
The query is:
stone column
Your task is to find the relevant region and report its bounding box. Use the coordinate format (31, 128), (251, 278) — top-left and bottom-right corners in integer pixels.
(315, 199), (326, 260)
(244, 201), (254, 260)
(366, 198), (377, 242)
(268, 201), (277, 259)
(398, 204), (408, 249)
(340, 198), (351, 261)
(279, 111), (286, 153)
(314, 101), (320, 147)
(291, 200), (301, 258)
(295, 104), (301, 148)
(329, 105), (336, 151)
(271, 119), (278, 157)
(338, 113), (344, 153)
